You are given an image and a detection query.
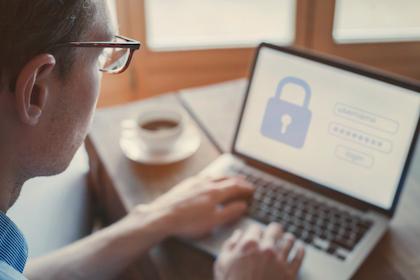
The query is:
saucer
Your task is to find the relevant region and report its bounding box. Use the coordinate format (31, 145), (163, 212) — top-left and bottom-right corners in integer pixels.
(120, 120), (201, 165)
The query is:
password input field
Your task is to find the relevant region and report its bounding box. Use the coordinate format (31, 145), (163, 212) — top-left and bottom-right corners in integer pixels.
(329, 123), (393, 153)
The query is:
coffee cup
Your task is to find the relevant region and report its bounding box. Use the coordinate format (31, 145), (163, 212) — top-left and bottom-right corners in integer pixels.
(135, 108), (185, 153)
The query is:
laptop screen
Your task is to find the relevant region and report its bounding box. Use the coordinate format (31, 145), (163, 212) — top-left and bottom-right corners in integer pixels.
(235, 45), (420, 210)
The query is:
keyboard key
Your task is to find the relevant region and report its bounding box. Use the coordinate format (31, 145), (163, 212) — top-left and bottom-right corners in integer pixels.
(252, 212), (270, 224)
(335, 248), (349, 261)
(262, 196), (273, 206)
(312, 237), (329, 251)
(273, 201), (283, 209)
(301, 231), (314, 244)
(358, 219), (373, 229)
(332, 237), (357, 251)
(327, 243), (338, 255)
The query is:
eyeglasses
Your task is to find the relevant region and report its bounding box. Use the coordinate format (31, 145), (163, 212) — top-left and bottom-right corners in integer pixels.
(51, 35), (141, 74)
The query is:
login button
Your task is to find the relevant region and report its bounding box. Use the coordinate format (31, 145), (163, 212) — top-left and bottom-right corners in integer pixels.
(335, 145), (374, 168)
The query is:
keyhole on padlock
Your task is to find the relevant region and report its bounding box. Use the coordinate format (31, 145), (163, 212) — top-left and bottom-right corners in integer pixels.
(281, 114), (292, 134)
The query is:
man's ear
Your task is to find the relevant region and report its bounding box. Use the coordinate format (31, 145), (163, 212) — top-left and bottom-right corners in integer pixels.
(15, 54), (56, 126)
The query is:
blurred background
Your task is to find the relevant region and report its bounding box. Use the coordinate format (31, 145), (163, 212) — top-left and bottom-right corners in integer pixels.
(100, 0), (420, 107)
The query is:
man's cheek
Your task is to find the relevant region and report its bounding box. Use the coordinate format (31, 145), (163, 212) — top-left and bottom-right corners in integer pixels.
(83, 72), (101, 132)
(89, 68), (102, 104)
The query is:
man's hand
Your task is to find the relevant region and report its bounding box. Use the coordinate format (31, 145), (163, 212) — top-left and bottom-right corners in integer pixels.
(214, 223), (305, 280)
(135, 176), (254, 239)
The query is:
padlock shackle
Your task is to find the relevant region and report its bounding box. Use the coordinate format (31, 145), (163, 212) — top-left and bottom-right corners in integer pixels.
(275, 76), (311, 108)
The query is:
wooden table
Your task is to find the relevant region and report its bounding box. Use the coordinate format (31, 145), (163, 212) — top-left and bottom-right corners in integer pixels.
(86, 79), (420, 280)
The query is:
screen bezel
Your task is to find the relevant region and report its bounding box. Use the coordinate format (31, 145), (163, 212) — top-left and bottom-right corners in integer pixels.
(232, 43), (420, 217)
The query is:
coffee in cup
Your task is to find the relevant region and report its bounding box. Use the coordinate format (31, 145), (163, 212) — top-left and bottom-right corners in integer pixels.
(136, 108), (185, 153)
(140, 119), (179, 131)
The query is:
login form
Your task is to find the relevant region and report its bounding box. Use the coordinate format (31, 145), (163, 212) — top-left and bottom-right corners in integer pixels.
(236, 47), (420, 210)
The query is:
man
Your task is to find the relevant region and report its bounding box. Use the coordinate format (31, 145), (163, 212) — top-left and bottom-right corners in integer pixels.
(0, 1), (305, 279)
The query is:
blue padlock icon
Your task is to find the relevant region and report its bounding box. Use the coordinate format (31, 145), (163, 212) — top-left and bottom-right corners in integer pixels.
(260, 76), (312, 149)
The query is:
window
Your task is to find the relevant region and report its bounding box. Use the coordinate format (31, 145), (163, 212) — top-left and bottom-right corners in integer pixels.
(145, 0), (296, 51)
(334, 0), (420, 43)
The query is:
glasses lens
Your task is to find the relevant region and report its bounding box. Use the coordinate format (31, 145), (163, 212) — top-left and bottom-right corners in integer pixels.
(98, 45), (130, 73)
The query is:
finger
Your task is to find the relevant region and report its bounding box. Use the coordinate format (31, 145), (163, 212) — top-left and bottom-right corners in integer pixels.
(262, 223), (283, 248)
(232, 175), (247, 181)
(279, 233), (296, 260)
(209, 176), (231, 183)
(202, 175), (245, 182)
(289, 244), (305, 277)
(239, 223), (263, 252)
(222, 229), (243, 250)
(200, 174), (229, 182)
(258, 223), (283, 259)
(215, 201), (247, 227)
(214, 178), (254, 204)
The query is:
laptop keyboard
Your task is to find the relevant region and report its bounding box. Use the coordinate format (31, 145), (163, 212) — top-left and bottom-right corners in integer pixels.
(230, 166), (373, 261)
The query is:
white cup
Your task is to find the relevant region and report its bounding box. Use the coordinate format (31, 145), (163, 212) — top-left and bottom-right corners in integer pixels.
(136, 108), (185, 153)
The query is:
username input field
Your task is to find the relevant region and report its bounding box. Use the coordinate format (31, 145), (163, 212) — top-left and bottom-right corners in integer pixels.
(334, 103), (399, 134)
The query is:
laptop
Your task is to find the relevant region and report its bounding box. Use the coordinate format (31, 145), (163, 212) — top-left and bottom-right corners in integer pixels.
(187, 43), (420, 279)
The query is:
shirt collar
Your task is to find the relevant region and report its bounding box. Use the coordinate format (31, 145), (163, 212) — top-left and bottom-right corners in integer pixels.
(0, 212), (28, 273)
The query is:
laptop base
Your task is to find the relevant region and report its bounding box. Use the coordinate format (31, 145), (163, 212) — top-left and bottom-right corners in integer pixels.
(185, 154), (389, 280)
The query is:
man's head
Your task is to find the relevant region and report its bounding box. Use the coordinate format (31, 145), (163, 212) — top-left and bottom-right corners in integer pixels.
(0, 0), (115, 184)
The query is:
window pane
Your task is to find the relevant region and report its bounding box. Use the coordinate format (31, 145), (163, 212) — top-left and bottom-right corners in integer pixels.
(334, 0), (420, 43)
(145, 0), (296, 51)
